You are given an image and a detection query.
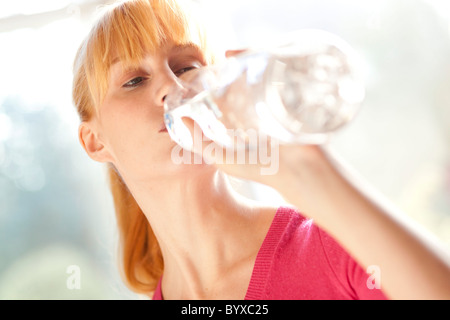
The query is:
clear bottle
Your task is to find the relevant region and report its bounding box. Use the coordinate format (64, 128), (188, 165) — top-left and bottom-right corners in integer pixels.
(164, 29), (365, 151)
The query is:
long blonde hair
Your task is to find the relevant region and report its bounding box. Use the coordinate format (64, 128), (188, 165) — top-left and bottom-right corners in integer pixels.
(72, 0), (215, 296)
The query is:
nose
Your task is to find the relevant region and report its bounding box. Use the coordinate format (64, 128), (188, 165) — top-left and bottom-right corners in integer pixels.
(155, 67), (184, 107)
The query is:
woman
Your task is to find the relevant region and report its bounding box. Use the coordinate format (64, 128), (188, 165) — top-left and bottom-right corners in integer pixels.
(72, 0), (450, 299)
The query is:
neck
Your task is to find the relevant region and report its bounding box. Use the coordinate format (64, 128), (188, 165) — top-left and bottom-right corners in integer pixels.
(124, 167), (276, 299)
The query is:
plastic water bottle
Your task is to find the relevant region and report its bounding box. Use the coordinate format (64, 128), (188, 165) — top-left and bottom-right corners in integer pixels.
(164, 29), (365, 151)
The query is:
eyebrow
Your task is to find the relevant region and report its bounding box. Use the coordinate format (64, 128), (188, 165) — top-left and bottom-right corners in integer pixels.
(171, 42), (206, 64)
(110, 57), (121, 66)
(109, 42), (205, 68)
(172, 42), (203, 53)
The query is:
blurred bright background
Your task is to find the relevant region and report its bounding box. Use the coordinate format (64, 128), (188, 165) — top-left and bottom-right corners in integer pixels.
(0, 0), (449, 299)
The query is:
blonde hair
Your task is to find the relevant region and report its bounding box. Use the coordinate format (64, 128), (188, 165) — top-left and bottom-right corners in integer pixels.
(72, 0), (215, 297)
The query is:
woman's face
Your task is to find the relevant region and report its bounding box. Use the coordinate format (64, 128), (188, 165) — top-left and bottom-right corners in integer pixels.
(93, 40), (211, 183)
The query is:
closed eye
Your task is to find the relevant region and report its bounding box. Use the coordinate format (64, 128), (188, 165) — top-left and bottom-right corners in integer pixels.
(174, 66), (198, 77)
(123, 76), (147, 88)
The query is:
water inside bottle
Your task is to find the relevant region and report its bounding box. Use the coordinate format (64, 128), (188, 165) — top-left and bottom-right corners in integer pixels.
(164, 29), (365, 149)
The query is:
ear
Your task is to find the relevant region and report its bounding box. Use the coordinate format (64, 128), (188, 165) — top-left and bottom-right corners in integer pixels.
(78, 122), (114, 163)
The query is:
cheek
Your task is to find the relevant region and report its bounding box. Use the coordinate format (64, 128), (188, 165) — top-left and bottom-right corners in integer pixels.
(103, 110), (181, 175)
(105, 114), (167, 160)
(101, 98), (206, 179)
(101, 98), (159, 147)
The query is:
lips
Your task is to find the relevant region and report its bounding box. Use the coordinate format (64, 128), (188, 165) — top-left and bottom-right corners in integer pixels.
(159, 123), (168, 133)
